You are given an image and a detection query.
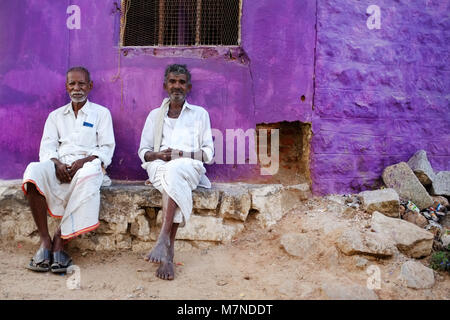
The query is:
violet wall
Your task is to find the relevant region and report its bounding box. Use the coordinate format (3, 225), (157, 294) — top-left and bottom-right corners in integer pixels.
(311, 0), (450, 194)
(1, 0), (449, 195)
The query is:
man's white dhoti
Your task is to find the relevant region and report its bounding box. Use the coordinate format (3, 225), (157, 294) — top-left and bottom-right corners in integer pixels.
(145, 158), (206, 227)
(139, 99), (215, 228)
(22, 158), (104, 239)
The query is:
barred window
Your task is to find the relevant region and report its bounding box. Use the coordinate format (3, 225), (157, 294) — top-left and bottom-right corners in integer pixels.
(122, 0), (241, 47)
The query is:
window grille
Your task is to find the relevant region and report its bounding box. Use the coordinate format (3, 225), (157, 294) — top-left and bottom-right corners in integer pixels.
(122, 0), (241, 46)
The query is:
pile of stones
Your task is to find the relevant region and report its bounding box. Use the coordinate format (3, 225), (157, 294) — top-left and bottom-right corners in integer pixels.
(358, 149), (449, 251)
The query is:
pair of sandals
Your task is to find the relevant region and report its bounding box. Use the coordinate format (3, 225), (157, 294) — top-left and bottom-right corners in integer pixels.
(26, 247), (72, 273)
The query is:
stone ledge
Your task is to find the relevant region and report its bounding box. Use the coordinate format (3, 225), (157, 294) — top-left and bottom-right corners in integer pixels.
(0, 180), (312, 251)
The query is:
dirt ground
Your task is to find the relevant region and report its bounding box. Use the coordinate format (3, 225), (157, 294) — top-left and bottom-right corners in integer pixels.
(0, 197), (448, 300)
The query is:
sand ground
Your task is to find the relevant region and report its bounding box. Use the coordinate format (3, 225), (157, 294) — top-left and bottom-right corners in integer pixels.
(0, 197), (448, 300)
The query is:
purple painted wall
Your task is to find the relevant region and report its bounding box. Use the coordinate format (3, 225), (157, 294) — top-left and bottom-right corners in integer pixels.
(311, 0), (450, 194)
(1, 0), (449, 195)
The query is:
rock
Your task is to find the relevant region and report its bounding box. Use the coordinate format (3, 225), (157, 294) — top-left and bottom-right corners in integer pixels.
(250, 183), (311, 227)
(407, 150), (435, 186)
(100, 186), (151, 234)
(401, 211), (428, 228)
(441, 233), (450, 249)
(250, 184), (284, 227)
(441, 215), (450, 230)
(382, 162), (433, 210)
(431, 171), (450, 197)
(130, 215), (151, 241)
(358, 188), (400, 217)
(97, 219), (128, 235)
(280, 233), (316, 257)
(336, 229), (395, 258)
(0, 181), (312, 249)
(371, 211), (434, 258)
(321, 283), (378, 300)
(192, 188), (220, 210)
(218, 186), (251, 222)
(399, 261), (435, 289)
(432, 196), (449, 208)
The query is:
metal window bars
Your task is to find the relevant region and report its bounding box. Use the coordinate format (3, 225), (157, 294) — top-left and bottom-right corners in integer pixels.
(122, 0), (241, 46)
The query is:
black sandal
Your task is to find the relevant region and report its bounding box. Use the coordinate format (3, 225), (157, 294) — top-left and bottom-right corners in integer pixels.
(26, 247), (52, 272)
(50, 251), (73, 273)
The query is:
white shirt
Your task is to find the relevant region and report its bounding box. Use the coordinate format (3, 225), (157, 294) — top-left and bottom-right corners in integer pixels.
(39, 100), (116, 167)
(138, 100), (214, 164)
(160, 116), (178, 151)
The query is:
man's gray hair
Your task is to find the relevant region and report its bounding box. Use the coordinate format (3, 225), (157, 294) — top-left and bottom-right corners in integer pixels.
(164, 64), (191, 85)
(67, 66), (91, 82)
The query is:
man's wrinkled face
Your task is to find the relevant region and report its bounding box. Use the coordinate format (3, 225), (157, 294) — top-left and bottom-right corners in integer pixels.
(66, 71), (92, 103)
(164, 73), (191, 103)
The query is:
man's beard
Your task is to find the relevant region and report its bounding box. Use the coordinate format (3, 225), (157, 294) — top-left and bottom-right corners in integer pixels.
(70, 92), (87, 103)
(169, 90), (186, 102)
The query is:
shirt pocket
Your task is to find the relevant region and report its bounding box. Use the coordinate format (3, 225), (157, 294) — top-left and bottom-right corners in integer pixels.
(78, 124), (97, 147)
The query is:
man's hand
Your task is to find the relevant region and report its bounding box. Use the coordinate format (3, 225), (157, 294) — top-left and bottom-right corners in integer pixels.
(67, 155), (98, 178)
(51, 158), (72, 183)
(144, 149), (206, 162)
(144, 149), (178, 162)
(158, 148), (174, 161)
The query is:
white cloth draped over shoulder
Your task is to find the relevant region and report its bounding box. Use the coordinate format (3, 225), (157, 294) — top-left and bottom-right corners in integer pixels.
(22, 100), (115, 239)
(138, 99), (214, 227)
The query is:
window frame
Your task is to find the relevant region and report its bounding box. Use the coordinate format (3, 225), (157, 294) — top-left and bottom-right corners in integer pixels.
(119, 0), (243, 48)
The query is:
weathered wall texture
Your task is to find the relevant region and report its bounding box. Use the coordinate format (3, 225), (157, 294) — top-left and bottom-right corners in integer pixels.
(0, 0), (448, 195)
(0, 0), (315, 184)
(311, 0), (450, 194)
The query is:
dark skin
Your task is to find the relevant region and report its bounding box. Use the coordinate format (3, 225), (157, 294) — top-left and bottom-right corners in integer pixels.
(27, 70), (98, 253)
(144, 73), (206, 280)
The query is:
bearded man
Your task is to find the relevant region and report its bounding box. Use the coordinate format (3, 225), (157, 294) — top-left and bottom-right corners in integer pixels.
(22, 66), (115, 273)
(139, 64), (214, 280)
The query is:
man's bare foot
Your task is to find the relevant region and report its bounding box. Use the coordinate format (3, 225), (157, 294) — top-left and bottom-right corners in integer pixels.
(156, 261), (174, 280)
(156, 242), (175, 280)
(144, 237), (169, 263)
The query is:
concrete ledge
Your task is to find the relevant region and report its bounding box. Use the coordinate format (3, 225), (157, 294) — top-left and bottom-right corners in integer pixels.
(0, 180), (311, 251)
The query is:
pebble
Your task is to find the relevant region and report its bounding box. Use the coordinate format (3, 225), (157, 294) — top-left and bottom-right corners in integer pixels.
(216, 280), (228, 286)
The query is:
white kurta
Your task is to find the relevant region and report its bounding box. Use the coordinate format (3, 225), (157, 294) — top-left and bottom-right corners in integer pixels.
(22, 100), (115, 239)
(138, 100), (214, 227)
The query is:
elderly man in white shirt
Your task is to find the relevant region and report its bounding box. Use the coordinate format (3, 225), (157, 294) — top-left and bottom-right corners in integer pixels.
(22, 66), (115, 273)
(139, 64), (214, 280)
